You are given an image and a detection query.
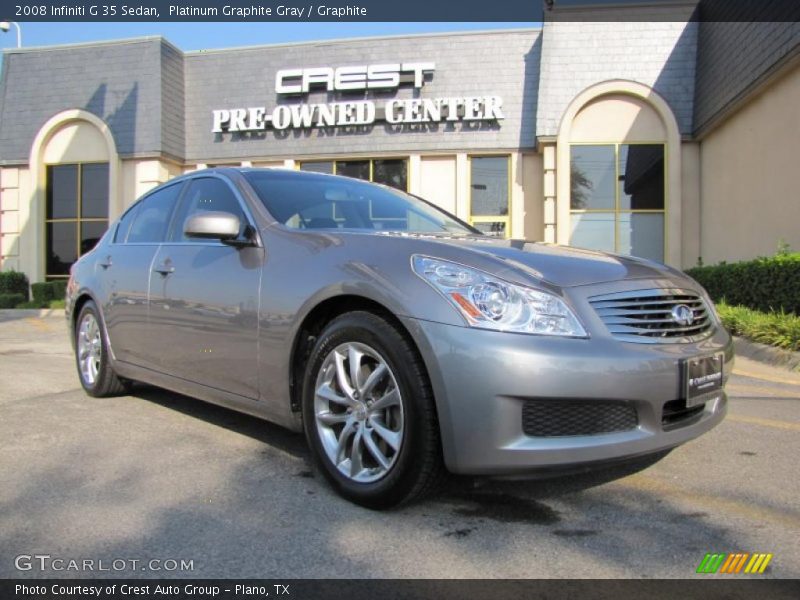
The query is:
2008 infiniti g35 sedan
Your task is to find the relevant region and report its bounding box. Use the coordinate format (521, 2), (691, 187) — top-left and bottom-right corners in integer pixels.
(67, 167), (732, 508)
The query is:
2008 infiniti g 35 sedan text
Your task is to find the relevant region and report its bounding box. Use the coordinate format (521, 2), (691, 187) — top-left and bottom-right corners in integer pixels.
(67, 167), (732, 508)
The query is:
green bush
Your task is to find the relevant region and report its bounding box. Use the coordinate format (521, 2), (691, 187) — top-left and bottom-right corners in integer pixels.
(0, 270), (29, 300)
(0, 293), (25, 309)
(686, 253), (800, 314)
(31, 282), (55, 303)
(31, 281), (68, 303)
(50, 280), (68, 299)
(15, 300), (50, 309)
(717, 302), (800, 352)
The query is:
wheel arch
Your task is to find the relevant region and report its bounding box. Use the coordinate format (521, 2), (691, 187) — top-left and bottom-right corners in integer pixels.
(288, 294), (432, 415)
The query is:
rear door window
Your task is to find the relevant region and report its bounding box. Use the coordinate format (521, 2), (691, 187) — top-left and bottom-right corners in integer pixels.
(127, 183), (183, 244)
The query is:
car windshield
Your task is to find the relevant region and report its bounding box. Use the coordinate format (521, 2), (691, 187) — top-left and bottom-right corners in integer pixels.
(244, 170), (477, 235)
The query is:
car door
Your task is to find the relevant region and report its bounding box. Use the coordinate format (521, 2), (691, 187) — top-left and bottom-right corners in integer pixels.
(147, 175), (263, 399)
(102, 182), (184, 370)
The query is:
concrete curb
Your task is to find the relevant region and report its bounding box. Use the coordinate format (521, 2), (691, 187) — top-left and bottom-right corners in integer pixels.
(0, 308), (64, 319)
(734, 336), (800, 372)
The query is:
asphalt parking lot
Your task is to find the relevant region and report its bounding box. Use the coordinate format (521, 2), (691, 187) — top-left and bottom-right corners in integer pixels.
(1, 311), (798, 579)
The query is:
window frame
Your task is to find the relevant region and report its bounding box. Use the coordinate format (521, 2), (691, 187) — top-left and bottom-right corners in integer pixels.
(569, 141), (667, 261)
(467, 154), (512, 239)
(44, 161), (110, 279)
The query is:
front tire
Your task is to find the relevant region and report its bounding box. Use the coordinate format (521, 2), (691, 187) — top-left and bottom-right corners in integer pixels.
(75, 300), (129, 397)
(302, 311), (445, 509)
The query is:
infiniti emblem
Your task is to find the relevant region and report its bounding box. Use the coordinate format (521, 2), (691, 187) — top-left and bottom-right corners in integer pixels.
(671, 304), (694, 326)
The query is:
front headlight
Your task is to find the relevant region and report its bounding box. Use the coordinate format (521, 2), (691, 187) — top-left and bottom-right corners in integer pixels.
(412, 255), (587, 337)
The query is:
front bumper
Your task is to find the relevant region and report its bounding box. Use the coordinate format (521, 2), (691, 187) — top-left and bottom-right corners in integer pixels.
(399, 315), (733, 476)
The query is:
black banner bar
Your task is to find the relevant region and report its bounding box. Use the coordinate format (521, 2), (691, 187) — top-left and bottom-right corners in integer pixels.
(3, 579), (800, 600)
(1, 0), (800, 23)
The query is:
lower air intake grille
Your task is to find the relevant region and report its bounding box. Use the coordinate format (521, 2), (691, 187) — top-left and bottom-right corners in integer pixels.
(662, 399), (705, 430)
(522, 400), (638, 437)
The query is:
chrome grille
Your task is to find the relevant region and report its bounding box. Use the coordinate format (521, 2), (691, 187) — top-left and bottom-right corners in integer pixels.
(589, 288), (714, 343)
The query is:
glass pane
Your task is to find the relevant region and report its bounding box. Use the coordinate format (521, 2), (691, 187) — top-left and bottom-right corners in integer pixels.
(570, 146), (615, 210)
(245, 170), (472, 235)
(470, 156), (509, 217)
(373, 159), (407, 191)
(618, 213), (664, 262)
(81, 163), (109, 218)
(173, 178), (247, 242)
(570, 212), (615, 253)
(46, 165), (78, 219)
(300, 161), (334, 174)
(114, 205), (139, 243)
(46, 222), (77, 276)
(81, 221), (108, 255)
(127, 183), (182, 244)
(472, 221), (507, 238)
(336, 160), (370, 181)
(372, 164), (407, 220)
(619, 145), (664, 210)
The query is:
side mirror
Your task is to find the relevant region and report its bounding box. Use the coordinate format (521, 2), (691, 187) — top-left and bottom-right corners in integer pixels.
(184, 211), (241, 241)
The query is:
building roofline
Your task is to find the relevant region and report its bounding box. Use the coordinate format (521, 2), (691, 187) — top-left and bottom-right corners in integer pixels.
(182, 27), (541, 56)
(0, 35), (182, 55)
(0, 27), (541, 58)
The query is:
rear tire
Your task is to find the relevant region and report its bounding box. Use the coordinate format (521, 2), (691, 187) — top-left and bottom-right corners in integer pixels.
(74, 300), (130, 397)
(302, 311), (445, 509)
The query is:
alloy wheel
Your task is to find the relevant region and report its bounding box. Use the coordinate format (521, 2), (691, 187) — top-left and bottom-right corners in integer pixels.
(314, 342), (404, 483)
(77, 313), (102, 386)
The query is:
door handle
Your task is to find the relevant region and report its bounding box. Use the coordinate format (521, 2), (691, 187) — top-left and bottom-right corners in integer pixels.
(98, 256), (112, 269)
(153, 263), (175, 276)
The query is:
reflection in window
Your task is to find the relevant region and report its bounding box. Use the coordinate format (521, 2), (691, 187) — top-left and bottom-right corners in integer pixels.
(245, 170), (470, 235)
(569, 144), (665, 262)
(570, 213), (615, 254)
(618, 213), (664, 262)
(127, 182), (183, 244)
(570, 146), (615, 210)
(299, 161), (334, 174)
(300, 159), (408, 192)
(45, 163), (109, 278)
(470, 156), (510, 238)
(619, 144), (665, 210)
(336, 160), (370, 182)
(373, 159), (407, 190)
(472, 221), (507, 238)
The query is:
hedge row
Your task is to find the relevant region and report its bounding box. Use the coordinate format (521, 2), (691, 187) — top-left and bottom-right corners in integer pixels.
(686, 253), (800, 315)
(0, 273), (67, 309)
(717, 301), (800, 353)
(32, 280), (68, 303)
(0, 293), (25, 309)
(0, 270), (29, 300)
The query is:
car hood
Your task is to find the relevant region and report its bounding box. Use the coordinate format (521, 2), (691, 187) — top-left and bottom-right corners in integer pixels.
(377, 233), (681, 288)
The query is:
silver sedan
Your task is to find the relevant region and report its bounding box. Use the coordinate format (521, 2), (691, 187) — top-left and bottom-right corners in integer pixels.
(67, 167), (732, 508)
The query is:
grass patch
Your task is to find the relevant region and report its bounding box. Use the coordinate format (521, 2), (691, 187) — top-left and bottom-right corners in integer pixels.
(717, 301), (800, 352)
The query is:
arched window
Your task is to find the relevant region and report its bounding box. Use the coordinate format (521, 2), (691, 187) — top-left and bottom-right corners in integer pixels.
(556, 82), (682, 266)
(39, 118), (113, 279)
(568, 95), (666, 262)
